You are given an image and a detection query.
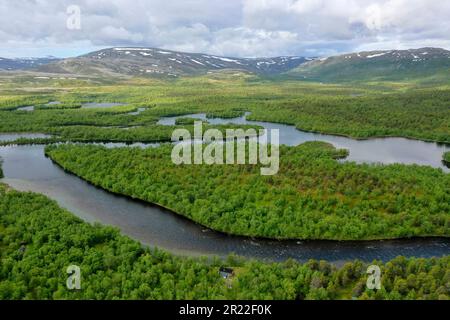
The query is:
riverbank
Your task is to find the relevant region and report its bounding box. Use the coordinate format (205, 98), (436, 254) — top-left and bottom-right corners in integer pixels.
(444, 152), (450, 167)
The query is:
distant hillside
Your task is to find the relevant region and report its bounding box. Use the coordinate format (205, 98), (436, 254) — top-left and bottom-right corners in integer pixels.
(7, 47), (450, 82)
(37, 47), (311, 77)
(0, 56), (60, 71)
(287, 48), (450, 82)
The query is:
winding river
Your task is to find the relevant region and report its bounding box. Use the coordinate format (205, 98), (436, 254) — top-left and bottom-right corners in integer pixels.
(0, 114), (449, 263)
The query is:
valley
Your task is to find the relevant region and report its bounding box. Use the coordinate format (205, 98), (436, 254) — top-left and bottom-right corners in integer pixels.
(1, 181), (448, 300)
(0, 46), (449, 301)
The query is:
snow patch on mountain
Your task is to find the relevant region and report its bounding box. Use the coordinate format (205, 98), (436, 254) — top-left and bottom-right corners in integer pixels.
(366, 53), (387, 59)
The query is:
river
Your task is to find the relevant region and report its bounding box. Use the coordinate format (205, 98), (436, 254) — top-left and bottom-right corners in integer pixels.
(158, 113), (450, 171)
(0, 115), (449, 263)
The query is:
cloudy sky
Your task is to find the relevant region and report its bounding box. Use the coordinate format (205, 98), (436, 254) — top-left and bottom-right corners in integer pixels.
(1, 0), (449, 58)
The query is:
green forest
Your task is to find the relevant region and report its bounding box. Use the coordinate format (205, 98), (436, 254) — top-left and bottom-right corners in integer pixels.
(0, 183), (448, 300)
(0, 76), (449, 144)
(0, 74), (449, 301)
(45, 142), (450, 240)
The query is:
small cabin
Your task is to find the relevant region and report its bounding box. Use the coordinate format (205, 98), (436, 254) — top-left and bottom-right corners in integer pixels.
(219, 267), (234, 279)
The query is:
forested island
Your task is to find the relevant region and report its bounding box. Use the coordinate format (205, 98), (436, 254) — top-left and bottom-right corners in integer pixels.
(45, 142), (449, 240)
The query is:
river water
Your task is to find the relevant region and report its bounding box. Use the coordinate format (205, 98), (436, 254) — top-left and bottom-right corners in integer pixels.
(0, 114), (449, 263)
(158, 113), (450, 171)
(0, 130), (450, 264)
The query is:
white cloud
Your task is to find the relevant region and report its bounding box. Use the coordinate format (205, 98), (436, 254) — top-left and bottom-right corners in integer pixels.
(97, 26), (144, 44)
(0, 0), (449, 58)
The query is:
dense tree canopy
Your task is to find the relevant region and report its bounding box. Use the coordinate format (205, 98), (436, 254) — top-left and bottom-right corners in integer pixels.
(45, 142), (450, 240)
(1, 72), (449, 301)
(0, 183), (448, 300)
(247, 89), (450, 143)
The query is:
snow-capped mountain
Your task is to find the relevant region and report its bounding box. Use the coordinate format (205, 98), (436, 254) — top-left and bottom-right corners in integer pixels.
(288, 48), (450, 82)
(36, 47), (311, 77)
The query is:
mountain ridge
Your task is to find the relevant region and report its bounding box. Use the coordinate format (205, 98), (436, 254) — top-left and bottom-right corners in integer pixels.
(36, 47), (311, 77)
(287, 47), (450, 82)
(2, 47), (449, 82)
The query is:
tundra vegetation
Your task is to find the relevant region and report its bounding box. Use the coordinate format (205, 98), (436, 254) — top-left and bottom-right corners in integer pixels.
(0, 75), (449, 143)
